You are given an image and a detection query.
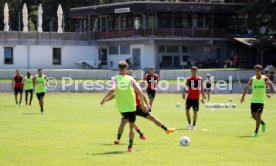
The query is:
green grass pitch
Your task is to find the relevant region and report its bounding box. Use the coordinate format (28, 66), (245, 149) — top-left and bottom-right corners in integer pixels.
(0, 93), (276, 166)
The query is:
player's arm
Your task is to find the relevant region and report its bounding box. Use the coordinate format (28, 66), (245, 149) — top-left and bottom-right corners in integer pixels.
(11, 77), (14, 89)
(201, 78), (206, 100)
(101, 77), (116, 105)
(265, 77), (275, 98)
(241, 78), (252, 103)
(182, 79), (188, 99)
(102, 93), (115, 104)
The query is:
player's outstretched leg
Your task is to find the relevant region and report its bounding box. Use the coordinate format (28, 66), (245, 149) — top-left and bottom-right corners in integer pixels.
(134, 124), (146, 140)
(146, 115), (175, 134)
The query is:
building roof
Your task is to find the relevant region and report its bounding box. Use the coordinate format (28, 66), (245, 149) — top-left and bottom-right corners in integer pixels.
(70, 1), (245, 18)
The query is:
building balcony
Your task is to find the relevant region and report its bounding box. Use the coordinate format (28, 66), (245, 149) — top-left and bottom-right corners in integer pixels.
(93, 28), (228, 40)
(0, 31), (91, 45)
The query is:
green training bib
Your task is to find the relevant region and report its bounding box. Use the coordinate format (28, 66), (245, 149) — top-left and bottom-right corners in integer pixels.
(24, 76), (33, 90)
(35, 75), (47, 93)
(251, 75), (266, 104)
(115, 75), (136, 113)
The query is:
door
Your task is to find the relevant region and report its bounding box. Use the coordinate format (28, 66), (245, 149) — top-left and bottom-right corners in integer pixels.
(132, 48), (141, 69)
(99, 48), (107, 65)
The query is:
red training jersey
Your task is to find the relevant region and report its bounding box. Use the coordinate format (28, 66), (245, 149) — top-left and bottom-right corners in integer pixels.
(13, 74), (24, 88)
(135, 91), (141, 107)
(185, 75), (203, 100)
(144, 73), (160, 90)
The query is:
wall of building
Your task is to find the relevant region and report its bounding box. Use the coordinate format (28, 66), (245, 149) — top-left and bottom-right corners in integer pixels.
(0, 45), (98, 69)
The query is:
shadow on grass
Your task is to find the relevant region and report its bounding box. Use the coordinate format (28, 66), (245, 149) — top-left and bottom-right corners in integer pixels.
(176, 128), (189, 131)
(22, 113), (41, 115)
(236, 135), (252, 138)
(102, 143), (127, 146)
(89, 151), (127, 155)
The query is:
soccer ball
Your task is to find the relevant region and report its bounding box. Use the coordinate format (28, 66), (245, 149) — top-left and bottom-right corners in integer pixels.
(231, 104), (237, 108)
(176, 102), (181, 108)
(180, 136), (190, 146)
(225, 103), (230, 108)
(229, 98), (233, 102)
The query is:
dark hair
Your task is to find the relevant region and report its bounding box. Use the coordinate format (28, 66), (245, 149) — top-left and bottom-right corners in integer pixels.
(118, 60), (128, 69)
(38, 68), (43, 72)
(191, 66), (198, 70)
(254, 64), (263, 70)
(27, 72), (31, 75)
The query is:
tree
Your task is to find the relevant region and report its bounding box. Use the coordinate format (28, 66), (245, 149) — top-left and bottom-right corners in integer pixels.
(240, 0), (276, 35)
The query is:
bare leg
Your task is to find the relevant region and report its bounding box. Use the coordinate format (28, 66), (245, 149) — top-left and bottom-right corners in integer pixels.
(15, 94), (18, 105)
(25, 92), (28, 105)
(128, 122), (135, 148)
(255, 112), (262, 133)
(186, 110), (191, 125)
(19, 93), (23, 105)
(193, 110), (198, 127)
(29, 92), (33, 105)
(207, 91), (210, 101)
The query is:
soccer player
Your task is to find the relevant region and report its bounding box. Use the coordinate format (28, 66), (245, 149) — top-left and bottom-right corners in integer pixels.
(101, 71), (175, 145)
(144, 66), (160, 108)
(204, 74), (212, 101)
(182, 66), (206, 130)
(24, 72), (34, 106)
(240, 65), (275, 137)
(100, 61), (146, 152)
(33, 69), (48, 114)
(12, 70), (24, 106)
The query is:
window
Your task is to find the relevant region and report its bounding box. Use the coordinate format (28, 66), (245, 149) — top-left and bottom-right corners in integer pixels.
(121, 14), (133, 29)
(4, 47), (13, 64)
(108, 15), (119, 30)
(53, 48), (62, 65)
(166, 46), (179, 53)
(182, 46), (189, 53)
(157, 13), (172, 29)
(120, 45), (130, 55)
(109, 46), (119, 55)
(174, 13), (192, 29)
(197, 14), (204, 28)
(158, 46), (166, 53)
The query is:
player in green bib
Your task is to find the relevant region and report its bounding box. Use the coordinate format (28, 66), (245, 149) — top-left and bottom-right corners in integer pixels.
(24, 72), (34, 106)
(101, 61), (146, 152)
(34, 69), (48, 114)
(241, 65), (275, 137)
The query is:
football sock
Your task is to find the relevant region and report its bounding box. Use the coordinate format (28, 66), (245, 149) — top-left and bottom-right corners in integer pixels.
(193, 121), (196, 126)
(261, 121), (265, 125)
(136, 130), (143, 136)
(117, 134), (122, 140)
(128, 140), (133, 148)
(161, 125), (167, 131)
(188, 119), (191, 124)
(255, 128), (259, 133)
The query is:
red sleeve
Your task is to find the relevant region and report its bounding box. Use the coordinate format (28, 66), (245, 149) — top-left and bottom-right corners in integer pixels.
(185, 77), (190, 86)
(264, 76), (272, 86)
(247, 78), (253, 86)
(144, 74), (148, 81)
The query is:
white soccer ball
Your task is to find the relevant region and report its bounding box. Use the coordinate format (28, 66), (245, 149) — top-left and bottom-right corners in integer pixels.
(176, 102), (181, 108)
(225, 103), (230, 108)
(229, 98), (233, 102)
(180, 136), (190, 146)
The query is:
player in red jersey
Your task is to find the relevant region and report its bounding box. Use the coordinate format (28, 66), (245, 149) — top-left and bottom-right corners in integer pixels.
(144, 66), (160, 108)
(12, 70), (24, 106)
(182, 66), (206, 130)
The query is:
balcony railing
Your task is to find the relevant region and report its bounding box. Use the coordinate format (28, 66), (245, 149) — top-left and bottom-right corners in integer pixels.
(94, 28), (228, 40)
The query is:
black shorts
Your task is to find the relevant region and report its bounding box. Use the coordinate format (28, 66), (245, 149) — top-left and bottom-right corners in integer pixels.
(136, 106), (151, 118)
(14, 87), (23, 95)
(36, 92), (45, 100)
(251, 103), (264, 113)
(121, 112), (136, 123)
(25, 89), (33, 94)
(186, 98), (199, 111)
(147, 89), (156, 100)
